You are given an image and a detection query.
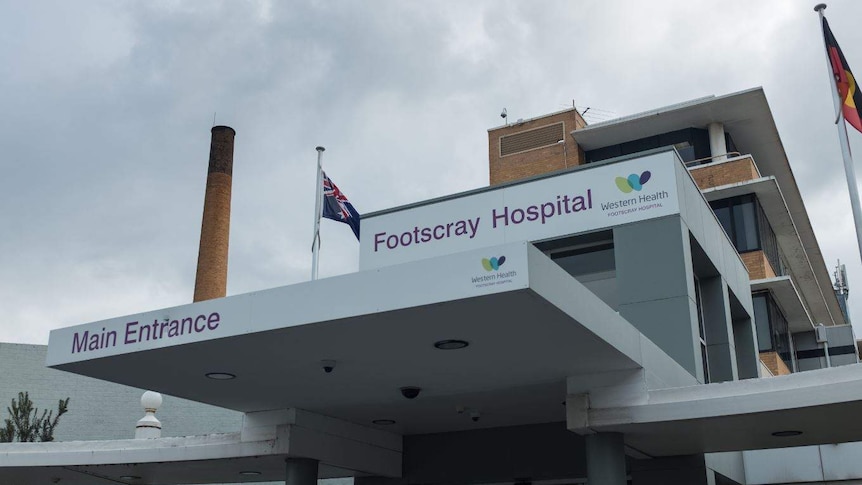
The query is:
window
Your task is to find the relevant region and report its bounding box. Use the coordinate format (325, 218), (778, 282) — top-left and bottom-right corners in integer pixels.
(709, 195), (781, 275)
(674, 142), (695, 163)
(584, 128), (710, 164)
(550, 242), (615, 279)
(752, 292), (791, 366)
(694, 276), (710, 383)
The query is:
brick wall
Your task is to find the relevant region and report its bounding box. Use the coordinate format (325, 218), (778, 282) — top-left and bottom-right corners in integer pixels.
(488, 109), (586, 185)
(759, 351), (791, 376)
(689, 156), (759, 190)
(740, 251), (776, 280)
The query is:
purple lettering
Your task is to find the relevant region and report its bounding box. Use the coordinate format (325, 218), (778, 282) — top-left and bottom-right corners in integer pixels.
(88, 333), (100, 351)
(562, 195), (572, 213)
(386, 234), (398, 249)
(181, 317), (194, 334)
(72, 331), (88, 353)
(374, 232), (386, 252)
(492, 208), (508, 228)
(194, 315), (207, 332)
(511, 208), (525, 224)
(420, 227), (432, 242)
(125, 321), (139, 344)
(103, 329), (117, 348)
(541, 202), (555, 224)
(207, 312), (220, 330)
(399, 231), (412, 247)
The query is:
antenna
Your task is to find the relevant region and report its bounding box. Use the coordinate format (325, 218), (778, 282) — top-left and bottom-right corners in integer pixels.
(212, 112), (217, 127)
(834, 259), (849, 297)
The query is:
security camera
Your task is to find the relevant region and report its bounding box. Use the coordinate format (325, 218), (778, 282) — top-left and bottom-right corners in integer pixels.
(469, 410), (480, 422)
(501, 108), (507, 119)
(400, 386), (422, 399)
(321, 360), (336, 374)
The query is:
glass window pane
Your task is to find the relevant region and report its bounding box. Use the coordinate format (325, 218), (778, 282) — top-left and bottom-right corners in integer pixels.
(694, 277), (706, 340)
(770, 298), (791, 364)
(713, 204), (732, 240)
(732, 198), (760, 251)
(674, 143), (696, 163)
(552, 244), (615, 277)
(753, 294), (772, 352)
(701, 344), (710, 383)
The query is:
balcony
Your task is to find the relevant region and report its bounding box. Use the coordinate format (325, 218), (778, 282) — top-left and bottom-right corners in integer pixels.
(696, 163), (836, 331)
(687, 154), (760, 190)
(740, 250), (777, 280)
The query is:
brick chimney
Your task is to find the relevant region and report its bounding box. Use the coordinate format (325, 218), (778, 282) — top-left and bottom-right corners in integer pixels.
(193, 126), (235, 302)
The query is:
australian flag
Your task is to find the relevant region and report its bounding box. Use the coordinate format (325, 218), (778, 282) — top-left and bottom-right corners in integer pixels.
(322, 171), (360, 240)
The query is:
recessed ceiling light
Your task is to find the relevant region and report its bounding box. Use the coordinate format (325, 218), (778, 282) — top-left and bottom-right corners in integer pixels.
(119, 476), (141, 480)
(433, 339), (469, 350)
(372, 419), (397, 425)
(239, 471), (261, 476)
(205, 372), (236, 380)
(771, 430), (802, 437)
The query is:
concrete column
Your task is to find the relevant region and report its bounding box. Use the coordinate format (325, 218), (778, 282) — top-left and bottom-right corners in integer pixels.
(630, 454), (711, 484)
(585, 433), (626, 485)
(733, 315), (759, 378)
(194, 125), (235, 302)
(701, 277), (738, 382)
(285, 458), (318, 485)
(616, 217), (701, 379)
(708, 123), (727, 163)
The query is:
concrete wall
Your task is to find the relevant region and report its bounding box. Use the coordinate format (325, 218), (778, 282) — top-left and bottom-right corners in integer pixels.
(676, 159), (758, 380)
(794, 331), (824, 372)
(615, 215), (703, 381)
(826, 324), (859, 367)
(0, 343), (241, 441)
(744, 443), (862, 484)
(793, 326), (859, 372)
(612, 152), (757, 383)
(577, 271), (618, 310)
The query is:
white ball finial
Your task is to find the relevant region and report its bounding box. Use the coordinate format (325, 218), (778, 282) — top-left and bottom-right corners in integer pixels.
(136, 391), (163, 439)
(141, 391), (162, 411)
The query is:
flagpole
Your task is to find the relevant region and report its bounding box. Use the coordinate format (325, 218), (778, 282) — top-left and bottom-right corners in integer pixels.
(816, 3), (862, 264)
(311, 146), (325, 281)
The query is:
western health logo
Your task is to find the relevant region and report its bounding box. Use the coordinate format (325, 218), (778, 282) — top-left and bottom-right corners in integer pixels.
(481, 256), (506, 271)
(614, 171), (652, 193)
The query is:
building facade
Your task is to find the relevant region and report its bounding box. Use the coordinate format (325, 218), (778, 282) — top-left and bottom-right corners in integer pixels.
(2, 88), (862, 485)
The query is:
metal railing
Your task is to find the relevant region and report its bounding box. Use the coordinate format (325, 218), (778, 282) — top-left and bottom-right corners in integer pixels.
(683, 151), (743, 167)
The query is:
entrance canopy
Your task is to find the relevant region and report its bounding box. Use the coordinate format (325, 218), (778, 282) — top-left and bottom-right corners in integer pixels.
(47, 242), (693, 435)
(27, 233), (862, 484)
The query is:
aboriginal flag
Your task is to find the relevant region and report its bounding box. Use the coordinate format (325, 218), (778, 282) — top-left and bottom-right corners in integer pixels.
(823, 17), (862, 133)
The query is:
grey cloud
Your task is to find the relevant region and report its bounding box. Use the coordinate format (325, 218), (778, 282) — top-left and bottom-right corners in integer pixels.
(2, 0), (862, 343)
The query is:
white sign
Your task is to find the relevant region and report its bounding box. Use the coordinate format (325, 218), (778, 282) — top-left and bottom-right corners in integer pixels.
(47, 242), (532, 366)
(360, 151), (681, 270)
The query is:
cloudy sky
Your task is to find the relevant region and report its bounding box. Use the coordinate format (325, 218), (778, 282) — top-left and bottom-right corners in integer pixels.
(2, 0), (862, 345)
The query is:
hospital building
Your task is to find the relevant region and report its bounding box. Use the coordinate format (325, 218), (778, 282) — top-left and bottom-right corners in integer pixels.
(2, 87), (862, 485)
